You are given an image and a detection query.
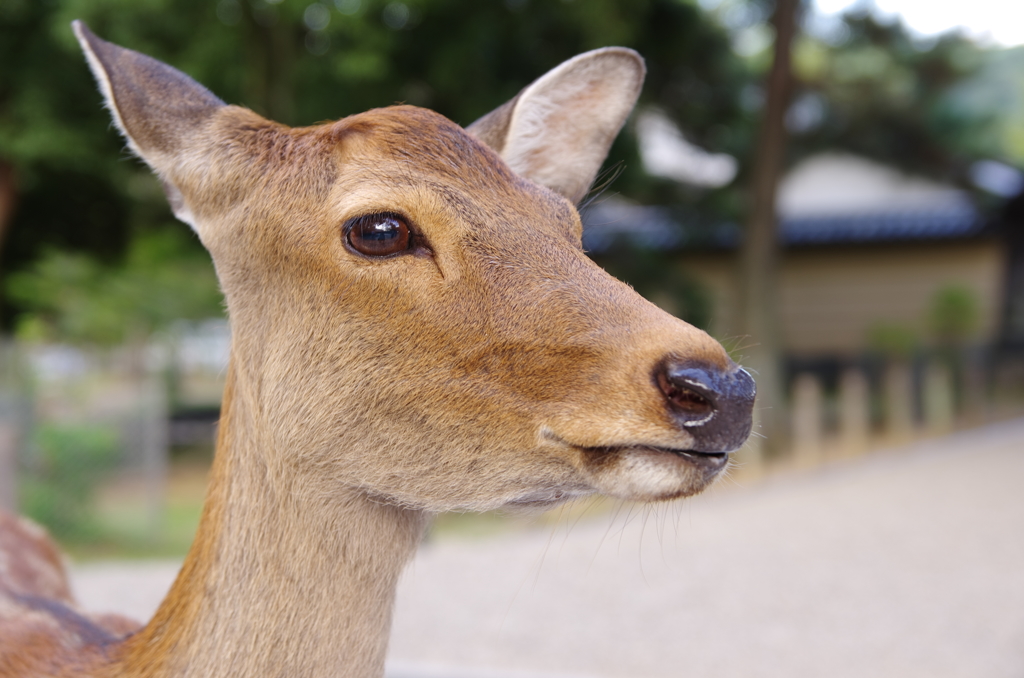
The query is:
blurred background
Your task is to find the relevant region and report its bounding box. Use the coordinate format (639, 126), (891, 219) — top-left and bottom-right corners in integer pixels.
(0, 0), (1022, 577)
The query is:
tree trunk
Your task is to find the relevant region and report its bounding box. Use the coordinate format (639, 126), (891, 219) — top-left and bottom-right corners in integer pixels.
(737, 0), (799, 460)
(242, 7), (296, 124)
(0, 160), (16, 262)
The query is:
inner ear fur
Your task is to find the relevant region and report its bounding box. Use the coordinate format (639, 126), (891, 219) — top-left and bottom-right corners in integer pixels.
(467, 47), (645, 205)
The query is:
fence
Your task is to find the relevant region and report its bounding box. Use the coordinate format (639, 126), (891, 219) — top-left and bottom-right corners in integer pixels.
(782, 347), (1024, 468)
(0, 320), (228, 551)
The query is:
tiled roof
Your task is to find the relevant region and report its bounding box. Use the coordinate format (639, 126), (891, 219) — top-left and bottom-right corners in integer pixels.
(782, 204), (982, 245)
(580, 200), (984, 254)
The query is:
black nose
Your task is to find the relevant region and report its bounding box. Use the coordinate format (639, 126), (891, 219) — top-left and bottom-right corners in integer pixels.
(656, 360), (756, 452)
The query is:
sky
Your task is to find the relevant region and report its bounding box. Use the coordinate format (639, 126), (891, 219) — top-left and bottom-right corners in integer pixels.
(814, 0), (1024, 48)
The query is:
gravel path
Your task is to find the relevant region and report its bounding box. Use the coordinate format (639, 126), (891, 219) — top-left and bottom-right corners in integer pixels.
(70, 418), (1024, 678)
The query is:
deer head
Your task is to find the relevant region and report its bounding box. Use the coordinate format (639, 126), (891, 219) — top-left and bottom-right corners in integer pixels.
(73, 21), (753, 514)
(0, 23), (762, 678)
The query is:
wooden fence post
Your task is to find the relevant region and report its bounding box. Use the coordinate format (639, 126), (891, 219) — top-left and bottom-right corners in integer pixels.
(141, 374), (169, 535)
(839, 367), (870, 457)
(791, 373), (823, 467)
(883, 361), (915, 442)
(923, 360), (954, 434)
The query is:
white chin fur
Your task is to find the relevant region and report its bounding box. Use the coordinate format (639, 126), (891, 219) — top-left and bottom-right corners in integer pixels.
(589, 447), (715, 501)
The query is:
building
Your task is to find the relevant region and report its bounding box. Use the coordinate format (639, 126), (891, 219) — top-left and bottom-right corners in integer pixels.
(584, 154), (1013, 361)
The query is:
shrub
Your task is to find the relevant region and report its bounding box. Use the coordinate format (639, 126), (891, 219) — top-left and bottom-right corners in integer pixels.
(20, 423), (121, 540)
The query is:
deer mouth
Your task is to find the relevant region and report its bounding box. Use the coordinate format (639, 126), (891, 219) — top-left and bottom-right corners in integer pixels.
(665, 447), (730, 471)
(587, 444), (729, 474)
(539, 428), (731, 500)
(567, 443), (731, 501)
(542, 429), (729, 473)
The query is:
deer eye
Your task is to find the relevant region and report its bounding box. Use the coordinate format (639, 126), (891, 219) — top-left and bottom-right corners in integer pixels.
(345, 213), (412, 257)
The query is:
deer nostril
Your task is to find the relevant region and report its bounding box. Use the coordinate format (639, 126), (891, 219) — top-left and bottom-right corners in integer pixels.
(657, 365), (718, 426)
(656, 361), (757, 451)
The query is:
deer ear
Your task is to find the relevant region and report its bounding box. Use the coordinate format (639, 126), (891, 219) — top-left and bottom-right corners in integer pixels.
(72, 20), (224, 228)
(467, 48), (645, 205)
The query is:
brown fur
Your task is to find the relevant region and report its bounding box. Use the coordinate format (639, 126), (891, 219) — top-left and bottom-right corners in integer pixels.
(0, 24), (752, 677)
(0, 512), (138, 677)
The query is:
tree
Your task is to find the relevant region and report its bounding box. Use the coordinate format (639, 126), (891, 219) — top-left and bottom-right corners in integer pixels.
(0, 0), (154, 330)
(787, 10), (995, 183)
(736, 0), (799, 458)
(1, 0), (749, 335)
(9, 229), (222, 346)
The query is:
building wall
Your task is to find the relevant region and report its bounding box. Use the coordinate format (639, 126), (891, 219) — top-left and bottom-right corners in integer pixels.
(676, 240), (1006, 357)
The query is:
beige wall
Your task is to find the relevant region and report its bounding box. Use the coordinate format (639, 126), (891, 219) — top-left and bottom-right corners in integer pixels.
(677, 240), (1006, 357)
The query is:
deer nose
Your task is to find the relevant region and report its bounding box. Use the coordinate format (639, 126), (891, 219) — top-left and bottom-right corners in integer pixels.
(656, 360), (756, 452)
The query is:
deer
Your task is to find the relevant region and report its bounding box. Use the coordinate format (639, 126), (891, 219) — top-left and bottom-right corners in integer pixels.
(0, 21), (755, 678)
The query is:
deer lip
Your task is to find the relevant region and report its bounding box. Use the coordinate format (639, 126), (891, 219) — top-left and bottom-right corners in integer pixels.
(577, 443), (729, 470)
(541, 430), (728, 471)
(629, 445), (727, 464)
(671, 449), (730, 472)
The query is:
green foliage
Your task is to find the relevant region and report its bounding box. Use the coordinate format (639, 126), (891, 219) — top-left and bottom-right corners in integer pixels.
(866, 285), (979, 361)
(8, 228), (222, 345)
(867, 322), (919, 360)
(928, 284), (979, 345)
(0, 0), (116, 172)
(789, 11), (998, 182)
(20, 422), (121, 540)
(1, 0), (751, 327)
(945, 46), (1024, 166)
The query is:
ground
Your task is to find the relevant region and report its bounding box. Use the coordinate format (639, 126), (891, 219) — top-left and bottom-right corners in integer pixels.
(70, 418), (1024, 678)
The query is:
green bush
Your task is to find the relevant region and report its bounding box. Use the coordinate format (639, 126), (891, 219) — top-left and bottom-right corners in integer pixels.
(867, 322), (919, 360)
(20, 423), (121, 540)
(929, 284), (979, 346)
(8, 229), (223, 346)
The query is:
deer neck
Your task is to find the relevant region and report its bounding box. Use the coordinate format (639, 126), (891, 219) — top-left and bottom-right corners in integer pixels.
(118, 361), (428, 678)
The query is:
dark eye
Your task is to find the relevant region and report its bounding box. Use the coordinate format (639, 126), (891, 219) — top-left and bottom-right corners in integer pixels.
(345, 213), (412, 257)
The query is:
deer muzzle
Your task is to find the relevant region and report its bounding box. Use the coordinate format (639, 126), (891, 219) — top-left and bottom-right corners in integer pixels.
(656, 359), (757, 453)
